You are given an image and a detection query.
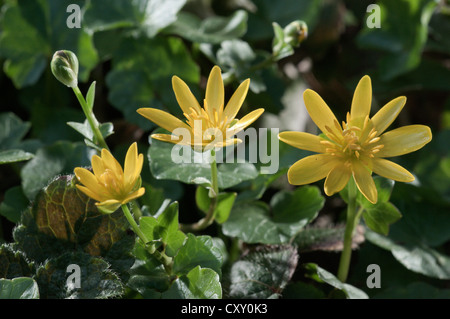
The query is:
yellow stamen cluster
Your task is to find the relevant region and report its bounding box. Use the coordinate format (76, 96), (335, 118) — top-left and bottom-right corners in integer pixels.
(320, 113), (385, 166)
(183, 101), (230, 141)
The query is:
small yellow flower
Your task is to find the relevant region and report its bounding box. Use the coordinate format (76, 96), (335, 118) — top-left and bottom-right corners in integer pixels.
(74, 142), (145, 213)
(137, 65), (264, 150)
(278, 75), (432, 204)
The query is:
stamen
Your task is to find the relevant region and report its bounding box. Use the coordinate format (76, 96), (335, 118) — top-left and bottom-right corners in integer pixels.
(355, 151), (360, 159)
(368, 137), (380, 144)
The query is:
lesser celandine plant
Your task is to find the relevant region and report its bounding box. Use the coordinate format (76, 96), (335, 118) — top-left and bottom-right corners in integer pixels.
(137, 65), (264, 231)
(278, 75), (432, 282)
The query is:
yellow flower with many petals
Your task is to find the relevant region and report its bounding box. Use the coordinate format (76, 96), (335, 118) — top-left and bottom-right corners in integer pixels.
(137, 66), (264, 150)
(278, 75), (432, 204)
(74, 142), (145, 213)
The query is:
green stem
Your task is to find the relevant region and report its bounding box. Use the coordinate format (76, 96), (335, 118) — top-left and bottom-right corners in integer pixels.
(337, 178), (359, 282)
(121, 204), (173, 274)
(72, 86), (109, 151)
(180, 149), (219, 232)
(121, 204), (149, 244)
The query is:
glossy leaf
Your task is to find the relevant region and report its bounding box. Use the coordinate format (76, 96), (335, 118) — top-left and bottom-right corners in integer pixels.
(304, 263), (369, 299)
(148, 138), (258, 189)
(0, 277), (39, 299)
(223, 186), (324, 244)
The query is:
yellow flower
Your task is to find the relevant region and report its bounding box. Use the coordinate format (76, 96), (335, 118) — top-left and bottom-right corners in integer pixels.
(137, 66), (264, 150)
(74, 142), (145, 213)
(278, 75), (432, 204)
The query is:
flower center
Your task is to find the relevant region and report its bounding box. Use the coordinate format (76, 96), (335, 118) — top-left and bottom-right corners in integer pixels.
(183, 101), (230, 141)
(99, 169), (126, 198)
(320, 113), (384, 164)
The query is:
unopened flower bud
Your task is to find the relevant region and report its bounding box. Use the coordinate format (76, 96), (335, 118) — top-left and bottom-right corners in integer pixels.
(284, 21), (308, 47)
(51, 50), (79, 88)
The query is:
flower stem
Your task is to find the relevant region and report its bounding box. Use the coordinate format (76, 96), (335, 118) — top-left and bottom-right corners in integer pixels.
(180, 148), (219, 232)
(72, 86), (109, 151)
(121, 204), (173, 275)
(337, 177), (359, 282)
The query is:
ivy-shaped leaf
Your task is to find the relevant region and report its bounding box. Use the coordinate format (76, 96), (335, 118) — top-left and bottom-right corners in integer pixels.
(13, 175), (133, 265)
(228, 245), (298, 299)
(35, 251), (123, 299)
(0, 244), (35, 279)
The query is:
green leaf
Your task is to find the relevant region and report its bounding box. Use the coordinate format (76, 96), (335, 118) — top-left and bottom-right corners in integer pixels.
(85, 81), (96, 111)
(195, 187), (237, 224)
(0, 277), (39, 299)
(0, 0), (98, 88)
(84, 0), (186, 37)
(106, 36), (199, 128)
(139, 202), (186, 257)
(35, 251), (124, 299)
(356, 0), (438, 80)
(148, 138), (258, 189)
(165, 10), (248, 44)
(163, 266), (222, 299)
(223, 186), (324, 244)
(373, 282), (450, 299)
(304, 263), (369, 299)
(0, 186), (29, 223)
(0, 244), (35, 279)
(0, 113), (31, 150)
(67, 120), (114, 143)
(20, 141), (91, 200)
(362, 202), (402, 236)
(173, 234), (223, 277)
(127, 255), (171, 298)
(0, 149), (34, 164)
(390, 183), (450, 247)
(366, 229), (450, 280)
(228, 245), (298, 299)
(13, 175), (132, 264)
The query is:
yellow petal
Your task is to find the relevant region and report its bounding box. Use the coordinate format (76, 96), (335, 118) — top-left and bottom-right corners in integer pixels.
(287, 154), (339, 185)
(228, 108), (264, 135)
(151, 133), (192, 146)
(122, 187), (146, 204)
(350, 75), (372, 124)
(91, 154), (105, 177)
(76, 185), (103, 202)
(204, 138), (242, 150)
(205, 65), (224, 113)
(137, 108), (191, 133)
(124, 142), (138, 186)
(324, 163), (351, 196)
(377, 125), (432, 158)
(74, 167), (102, 191)
(101, 148), (124, 177)
(372, 158), (414, 182)
(303, 89), (340, 136)
(278, 131), (326, 153)
(223, 79), (250, 121)
(172, 76), (201, 114)
(352, 160), (377, 204)
(371, 96), (406, 135)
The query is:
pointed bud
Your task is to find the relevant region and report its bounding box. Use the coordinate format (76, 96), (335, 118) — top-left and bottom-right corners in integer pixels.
(284, 21), (308, 47)
(51, 50), (79, 88)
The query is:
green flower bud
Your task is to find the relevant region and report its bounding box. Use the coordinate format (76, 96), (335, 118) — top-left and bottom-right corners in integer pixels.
(283, 20), (308, 47)
(51, 50), (79, 88)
